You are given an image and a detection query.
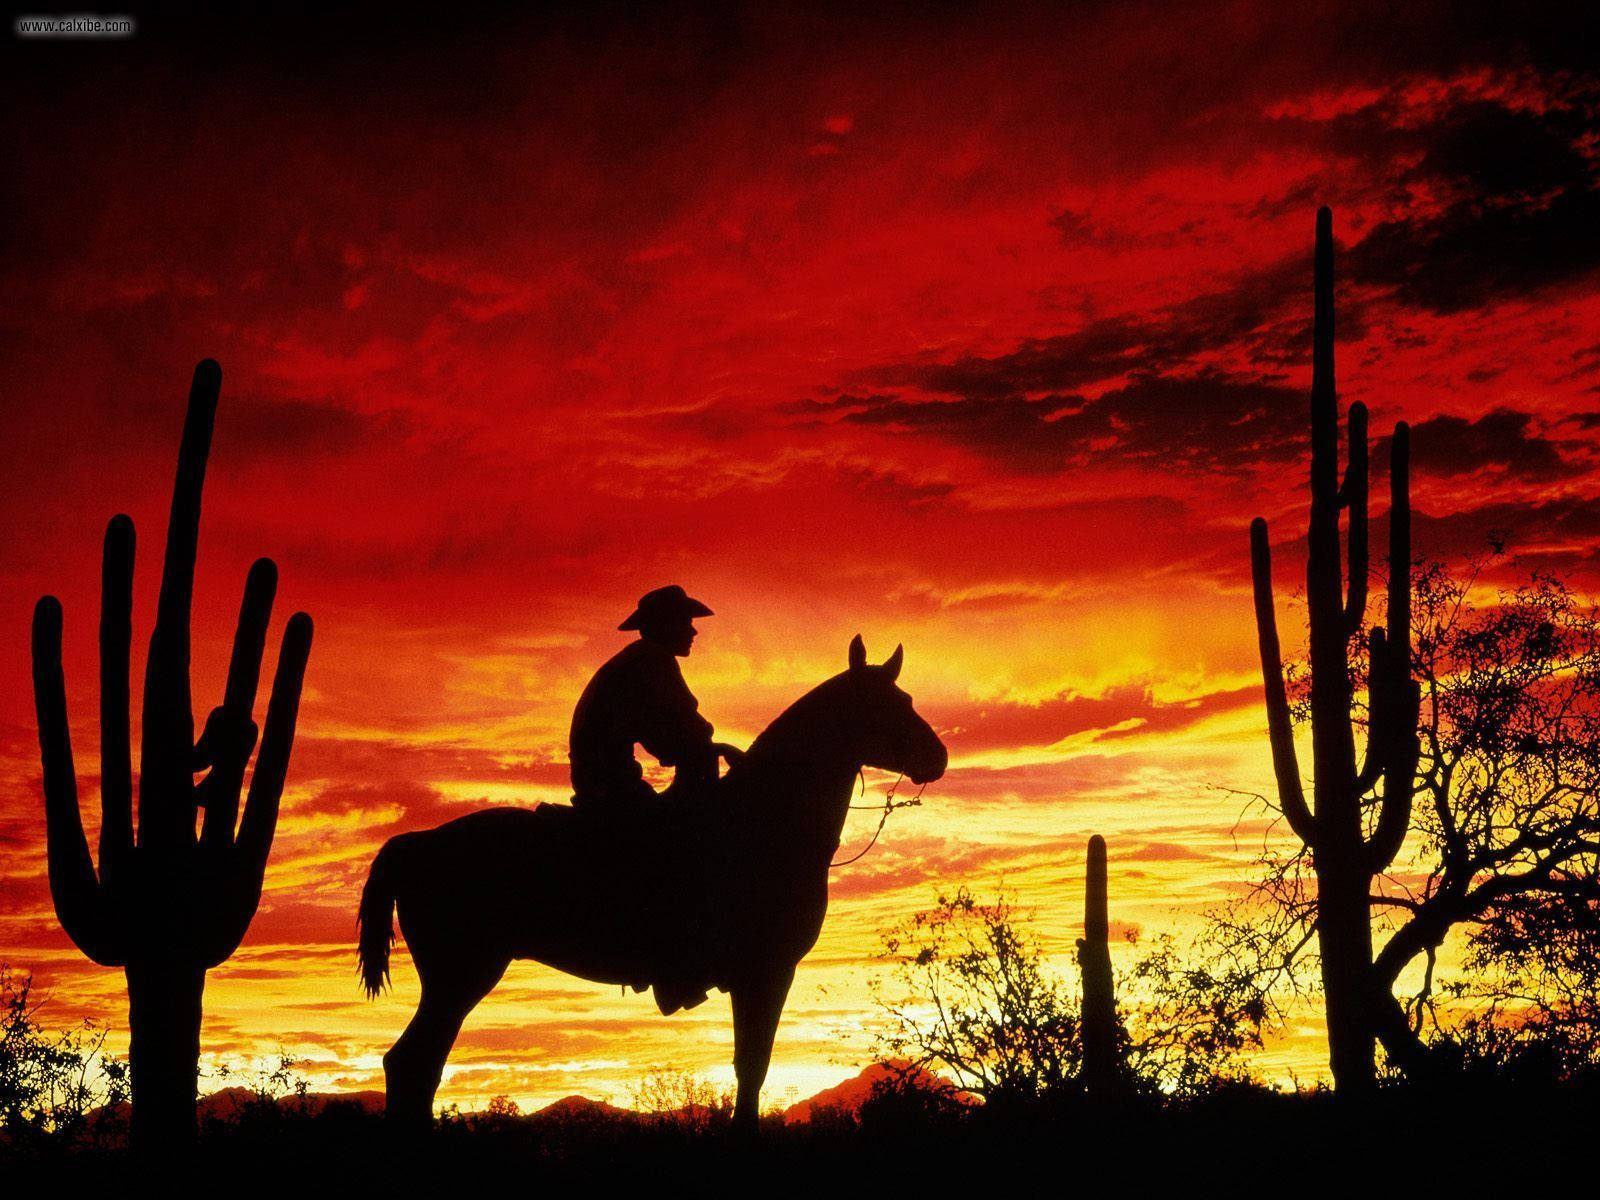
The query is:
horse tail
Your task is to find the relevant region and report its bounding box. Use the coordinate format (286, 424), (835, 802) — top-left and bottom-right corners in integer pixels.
(357, 835), (408, 999)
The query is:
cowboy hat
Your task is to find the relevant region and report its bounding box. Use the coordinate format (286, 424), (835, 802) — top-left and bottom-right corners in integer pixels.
(618, 584), (714, 631)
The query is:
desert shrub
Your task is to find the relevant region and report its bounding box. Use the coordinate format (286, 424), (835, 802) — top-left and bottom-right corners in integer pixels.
(0, 964), (128, 1142)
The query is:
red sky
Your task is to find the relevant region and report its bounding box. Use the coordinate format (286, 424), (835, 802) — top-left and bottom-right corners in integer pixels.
(3, 2), (1599, 1107)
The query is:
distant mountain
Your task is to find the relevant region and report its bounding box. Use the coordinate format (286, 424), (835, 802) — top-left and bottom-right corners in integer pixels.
(197, 1087), (385, 1122)
(67, 1064), (969, 1135)
(782, 1061), (977, 1125)
(532, 1094), (633, 1120)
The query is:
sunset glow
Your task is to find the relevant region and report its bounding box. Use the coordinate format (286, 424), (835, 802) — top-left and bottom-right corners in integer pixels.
(3, 4), (1597, 1110)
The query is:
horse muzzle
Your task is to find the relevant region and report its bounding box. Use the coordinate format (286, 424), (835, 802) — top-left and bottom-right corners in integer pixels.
(906, 743), (948, 786)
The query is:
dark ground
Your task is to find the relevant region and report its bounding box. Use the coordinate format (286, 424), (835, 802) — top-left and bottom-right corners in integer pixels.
(5, 1080), (1595, 1190)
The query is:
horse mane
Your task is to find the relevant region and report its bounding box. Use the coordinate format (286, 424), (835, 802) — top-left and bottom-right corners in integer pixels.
(742, 672), (851, 763)
(714, 671), (858, 826)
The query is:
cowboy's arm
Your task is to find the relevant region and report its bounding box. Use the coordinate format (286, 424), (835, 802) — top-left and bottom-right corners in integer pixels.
(637, 656), (717, 774)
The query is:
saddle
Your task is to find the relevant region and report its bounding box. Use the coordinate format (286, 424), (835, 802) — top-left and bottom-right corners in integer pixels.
(542, 786), (730, 1015)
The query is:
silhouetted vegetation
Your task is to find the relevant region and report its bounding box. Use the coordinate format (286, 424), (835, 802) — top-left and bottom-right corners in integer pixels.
(629, 1068), (735, 1131)
(872, 887), (1266, 1104)
(29, 360), (313, 1148)
(0, 966), (126, 1147)
(0, 974), (339, 1159)
(10, 1059), (1591, 1191)
(873, 888), (1080, 1103)
(1220, 549), (1600, 1077)
(1076, 834), (1120, 1096)
(1249, 206), (1418, 1091)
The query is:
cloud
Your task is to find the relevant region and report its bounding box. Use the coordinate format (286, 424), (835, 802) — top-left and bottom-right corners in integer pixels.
(941, 683), (1258, 756)
(1402, 496), (1600, 564)
(1400, 409), (1584, 482)
(851, 253), (1309, 402)
(1116, 841), (1217, 863)
(1339, 95), (1600, 313)
(805, 370), (1304, 477)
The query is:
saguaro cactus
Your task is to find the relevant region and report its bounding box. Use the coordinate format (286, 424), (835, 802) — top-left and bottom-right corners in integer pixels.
(1249, 209), (1419, 1092)
(31, 360), (313, 1147)
(1077, 834), (1119, 1095)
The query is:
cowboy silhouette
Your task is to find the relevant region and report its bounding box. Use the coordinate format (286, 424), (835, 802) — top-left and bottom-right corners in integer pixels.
(569, 585), (743, 816)
(567, 585), (743, 1013)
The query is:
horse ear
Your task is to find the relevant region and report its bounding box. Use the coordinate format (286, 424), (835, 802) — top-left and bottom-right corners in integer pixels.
(848, 634), (866, 671)
(883, 643), (903, 681)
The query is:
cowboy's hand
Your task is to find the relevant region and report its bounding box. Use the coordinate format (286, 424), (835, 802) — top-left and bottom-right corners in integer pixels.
(712, 741), (746, 766)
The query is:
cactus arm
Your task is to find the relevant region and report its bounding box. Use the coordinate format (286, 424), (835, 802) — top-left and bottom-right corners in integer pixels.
(33, 597), (120, 965)
(1385, 423), (1411, 674)
(1251, 519), (1318, 843)
(1367, 722), (1417, 872)
(1368, 422), (1417, 873)
(1354, 626), (1391, 795)
(207, 611), (312, 961)
(139, 359), (219, 849)
(237, 611), (313, 870)
(98, 515), (136, 889)
(199, 558), (276, 849)
(1307, 207), (1359, 799)
(1084, 834), (1108, 944)
(1341, 403), (1369, 633)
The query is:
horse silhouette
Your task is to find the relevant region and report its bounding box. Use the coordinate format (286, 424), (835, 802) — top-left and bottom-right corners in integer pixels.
(357, 635), (947, 1132)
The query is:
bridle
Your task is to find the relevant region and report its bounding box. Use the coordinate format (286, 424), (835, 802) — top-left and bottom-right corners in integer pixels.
(825, 681), (934, 870)
(829, 726), (930, 868)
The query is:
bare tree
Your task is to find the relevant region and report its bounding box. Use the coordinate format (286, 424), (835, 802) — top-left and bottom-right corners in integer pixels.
(1376, 560), (1600, 1061)
(1223, 553), (1600, 1076)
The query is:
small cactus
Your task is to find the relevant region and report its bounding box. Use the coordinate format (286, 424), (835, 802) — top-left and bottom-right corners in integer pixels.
(1077, 834), (1120, 1096)
(31, 360), (313, 1147)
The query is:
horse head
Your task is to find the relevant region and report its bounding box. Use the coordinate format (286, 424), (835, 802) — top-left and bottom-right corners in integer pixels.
(841, 634), (947, 785)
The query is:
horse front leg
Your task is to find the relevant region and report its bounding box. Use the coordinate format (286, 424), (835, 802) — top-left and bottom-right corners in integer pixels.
(730, 966), (794, 1135)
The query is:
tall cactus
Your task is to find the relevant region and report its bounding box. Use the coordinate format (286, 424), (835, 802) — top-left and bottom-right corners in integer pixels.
(1249, 209), (1419, 1092)
(31, 360), (314, 1147)
(1077, 834), (1120, 1095)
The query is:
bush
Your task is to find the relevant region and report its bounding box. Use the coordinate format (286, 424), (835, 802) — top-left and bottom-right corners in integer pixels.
(629, 1068), (735, 1131)
(0, 964), (128, 1143)
(874, 888), (1080, 1104)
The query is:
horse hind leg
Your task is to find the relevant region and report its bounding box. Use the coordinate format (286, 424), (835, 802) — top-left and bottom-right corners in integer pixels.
(384, 956), (508, 1131)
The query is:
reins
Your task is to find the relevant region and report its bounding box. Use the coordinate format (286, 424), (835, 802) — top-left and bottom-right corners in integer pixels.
(830, 770), (928, 868)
